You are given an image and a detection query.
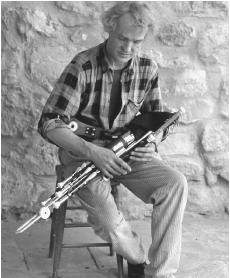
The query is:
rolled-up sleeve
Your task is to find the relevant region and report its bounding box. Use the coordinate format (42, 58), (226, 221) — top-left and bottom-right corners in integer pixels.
(38, 57), (85, 141)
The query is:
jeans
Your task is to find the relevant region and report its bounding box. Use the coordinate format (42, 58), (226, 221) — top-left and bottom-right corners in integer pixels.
(59, 149), (188, 278)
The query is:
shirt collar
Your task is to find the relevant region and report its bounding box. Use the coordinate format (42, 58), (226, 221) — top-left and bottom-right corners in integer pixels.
(98, 40), (134, 76)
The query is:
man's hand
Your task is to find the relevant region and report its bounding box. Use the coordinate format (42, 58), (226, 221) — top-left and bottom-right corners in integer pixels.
(90, 145), (132, 179)
(129, 142), (161, 162)
(129, 130), (164, 162)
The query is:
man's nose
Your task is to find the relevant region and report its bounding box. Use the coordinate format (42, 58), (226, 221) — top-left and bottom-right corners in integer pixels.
(122, 41), (133, 52)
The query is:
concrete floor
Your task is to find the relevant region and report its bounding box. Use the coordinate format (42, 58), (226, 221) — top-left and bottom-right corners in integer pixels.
(2, 212), (229, 278)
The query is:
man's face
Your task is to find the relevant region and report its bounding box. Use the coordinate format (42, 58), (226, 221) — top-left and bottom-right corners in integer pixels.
(106, 13), (148, 66)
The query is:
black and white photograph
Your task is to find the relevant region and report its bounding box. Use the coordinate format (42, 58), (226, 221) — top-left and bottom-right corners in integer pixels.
(1, 1), (229, 278)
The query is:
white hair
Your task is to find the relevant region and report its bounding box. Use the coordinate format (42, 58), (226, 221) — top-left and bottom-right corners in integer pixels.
(101, 1), (154, 33)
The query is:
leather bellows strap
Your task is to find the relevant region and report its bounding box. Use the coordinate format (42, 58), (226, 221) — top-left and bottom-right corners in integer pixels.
(68, 118), (126, 140)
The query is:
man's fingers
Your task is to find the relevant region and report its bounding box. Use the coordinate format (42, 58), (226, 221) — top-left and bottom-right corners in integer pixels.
(129, 154), (158, 161)
(129, 155), (152, 161)
(131, 150), (154, 158)
(102, 169), (113, 179)
(115, 157), (132, 173)
(133, 146), (154, 153)
(131, 150), (153, 155)
(102, 156), (131, 177)
(107, 164), (126, 176)
(130, 151), (162, 161)
(129, 145), (158, 161)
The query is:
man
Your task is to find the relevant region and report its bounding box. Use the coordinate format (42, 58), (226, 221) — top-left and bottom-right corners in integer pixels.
(38, 2), (188, 278)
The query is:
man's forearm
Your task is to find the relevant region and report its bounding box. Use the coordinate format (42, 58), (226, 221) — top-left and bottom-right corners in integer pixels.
(46, 128), (96, 160)
(47, 127), (132, 178)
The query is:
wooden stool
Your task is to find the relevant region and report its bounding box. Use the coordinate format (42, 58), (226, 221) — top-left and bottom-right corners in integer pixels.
(48, 165), (124, 278)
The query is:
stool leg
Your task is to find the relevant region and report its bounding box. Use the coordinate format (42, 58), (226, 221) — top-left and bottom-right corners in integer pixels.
(48, 210), (58, 258)
(109, 243), (114, 256)
(116, 254), (124, 278)
(52, 201), (67, 278)
(111, 184), (119, 257)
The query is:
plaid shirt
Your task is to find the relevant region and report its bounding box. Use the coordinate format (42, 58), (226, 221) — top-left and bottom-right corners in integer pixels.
(38, 40), (163, 141)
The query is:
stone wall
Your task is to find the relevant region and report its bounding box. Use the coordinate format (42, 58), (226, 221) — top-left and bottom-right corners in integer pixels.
(1, 1), (229, 220)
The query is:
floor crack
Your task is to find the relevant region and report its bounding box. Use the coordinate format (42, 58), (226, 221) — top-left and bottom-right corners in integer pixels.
(22, 252), (30, 271)
(87, 247), (100, 269)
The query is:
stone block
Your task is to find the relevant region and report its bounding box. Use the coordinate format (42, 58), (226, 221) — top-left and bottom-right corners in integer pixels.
(70, 26), (104, 48)
(2, 86), (31, 110)
(2, 8), (26, 49)
(218, 80), (229, 118)
(172, 1), (228, 18)
(163, 157), (204, 181)
(158, 132), (196, 156)
(211, 184), (229, 212)
(201, 120), (229, 152)
(148, 49), (191, 69)
(59, 15), (89, 27)
(1, 167), (33, 209)
(180, 98), (215, 122)
(158, 21), (195, 46)
(205, 152), (229, 171)
(205, 168), (218, 186)
(1, 110), (19, 137)
(219, 169), (229, 182)
(2, 49), (21, 86)
(198, 24), (228, 66)
(57, 1), (103, 28)
(1, 102), (38, 137)
(23, 137), (58, 176)
(28, 45), (77, 91)
(1, 136), (58, 212)
(174, 69), (207, 97)
(187, 182), (228, 214)
(55, 1), (101, 19)
(16, 8), (57, 38)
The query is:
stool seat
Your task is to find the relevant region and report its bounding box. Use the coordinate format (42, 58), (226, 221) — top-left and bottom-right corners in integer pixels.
(48, 165), (124, 278)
